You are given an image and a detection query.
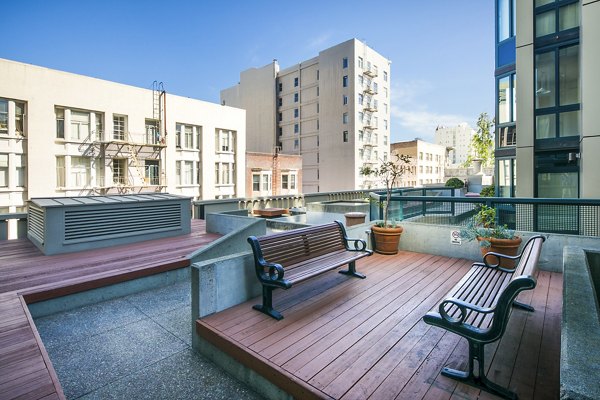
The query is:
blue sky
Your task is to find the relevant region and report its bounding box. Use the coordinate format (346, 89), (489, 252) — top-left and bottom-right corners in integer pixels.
(1, 0), (494, 143)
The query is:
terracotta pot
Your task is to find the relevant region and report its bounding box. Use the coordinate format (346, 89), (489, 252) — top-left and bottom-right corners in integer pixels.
(477, 236), (522, 268)
(372, 225), (403, 255)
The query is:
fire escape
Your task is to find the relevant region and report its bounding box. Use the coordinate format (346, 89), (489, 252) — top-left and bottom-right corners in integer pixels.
(360, 71), (379, 188)
(79, 81), (168, 194)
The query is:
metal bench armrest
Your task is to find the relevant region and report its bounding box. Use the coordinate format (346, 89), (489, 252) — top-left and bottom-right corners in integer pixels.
(482, 252), (522, 272)
(439, 297), (494, 325)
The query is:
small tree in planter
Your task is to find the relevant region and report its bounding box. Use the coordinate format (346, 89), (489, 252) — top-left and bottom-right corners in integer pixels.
(360, 153), (411, 254)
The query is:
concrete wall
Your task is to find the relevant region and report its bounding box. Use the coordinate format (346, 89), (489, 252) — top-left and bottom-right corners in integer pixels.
(396, 221), (600, 273)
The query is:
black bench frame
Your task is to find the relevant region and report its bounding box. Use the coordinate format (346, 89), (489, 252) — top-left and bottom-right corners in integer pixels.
(247, 221), (372, 320)
(423, 235), (545, 399)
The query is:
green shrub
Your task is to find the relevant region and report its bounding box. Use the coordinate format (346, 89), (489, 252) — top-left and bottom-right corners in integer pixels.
(480, 186), (495, 197)
(444, 178), (465, 189)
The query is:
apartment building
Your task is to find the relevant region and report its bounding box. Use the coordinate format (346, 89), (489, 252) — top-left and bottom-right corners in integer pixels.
(434, 123), (475, 167)
(495, 0), (600, 198)
(391, 140), (445, 187)
(0, 58), (246, 219)
(222, 39), (392, 193)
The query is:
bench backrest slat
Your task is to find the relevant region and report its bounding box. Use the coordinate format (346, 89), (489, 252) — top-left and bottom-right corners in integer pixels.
(256, 222), (346, 268)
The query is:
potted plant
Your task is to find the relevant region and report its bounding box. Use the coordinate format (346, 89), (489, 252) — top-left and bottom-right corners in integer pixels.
(360, 153), (411, 255)
(444, 177), (465, 197)
(461, 205), (522, 267)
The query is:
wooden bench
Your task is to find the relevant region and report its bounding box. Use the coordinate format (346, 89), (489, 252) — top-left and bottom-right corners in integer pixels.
(423, 235), (545, 399)
(247, 221), (372, 320)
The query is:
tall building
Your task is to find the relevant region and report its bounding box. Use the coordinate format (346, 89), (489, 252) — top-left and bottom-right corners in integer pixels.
(391, 140), (445, 187)
(495, 0), (600, 198)
(434, 123), (475, 167)
(222, 39), (392, 193)
(0, 58), (246, 221)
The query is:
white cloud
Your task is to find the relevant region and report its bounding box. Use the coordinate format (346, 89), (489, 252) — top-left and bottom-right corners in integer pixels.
(390, 80), (470, 142)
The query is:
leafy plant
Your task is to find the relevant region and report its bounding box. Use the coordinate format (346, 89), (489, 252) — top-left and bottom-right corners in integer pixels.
(479, 185), (495, 197)
(464, 112), (494, 168)
(445, 178), (465, 189)
(361, 153), (412, 228)
(461, 205), (517, 248)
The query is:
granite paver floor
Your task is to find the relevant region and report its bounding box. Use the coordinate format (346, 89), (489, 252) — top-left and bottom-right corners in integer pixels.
(34, 281), (261, 400)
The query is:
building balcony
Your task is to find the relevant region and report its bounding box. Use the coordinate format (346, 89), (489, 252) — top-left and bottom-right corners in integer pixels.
(363, 86), (376, 95)
(363, 104), (378, 113)
(363, 121), (378, 130)
(363, 68), (378, 78)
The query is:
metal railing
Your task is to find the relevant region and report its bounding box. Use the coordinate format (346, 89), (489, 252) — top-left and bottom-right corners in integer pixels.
(370, 191), (600, 236)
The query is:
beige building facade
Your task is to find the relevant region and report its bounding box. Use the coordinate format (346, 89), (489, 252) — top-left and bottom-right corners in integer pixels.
(434, 123), (475, 167)
(391, 140), (445, 187)
(222, 39), (392, 193)
(0, 58), (246, 222)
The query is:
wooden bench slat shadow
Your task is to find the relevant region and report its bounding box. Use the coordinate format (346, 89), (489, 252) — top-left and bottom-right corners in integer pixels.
(423, 235), (545, 400)
(247, 221), (372, 320)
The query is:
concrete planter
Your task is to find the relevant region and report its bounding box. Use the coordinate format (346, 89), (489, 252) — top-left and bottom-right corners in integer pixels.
(372, 225), (403, 255)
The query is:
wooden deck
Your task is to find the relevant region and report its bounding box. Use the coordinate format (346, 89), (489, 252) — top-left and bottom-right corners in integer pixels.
(197, 251), (562, 400)
(0, 219), (219, 400)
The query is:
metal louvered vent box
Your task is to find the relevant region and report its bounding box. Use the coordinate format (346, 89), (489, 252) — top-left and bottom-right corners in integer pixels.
(27, 194), (191, 255)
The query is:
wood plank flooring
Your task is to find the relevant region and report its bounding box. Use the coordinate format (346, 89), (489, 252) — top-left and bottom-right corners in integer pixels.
(0, 219), (219, 400)
(197, 251), (562, 400)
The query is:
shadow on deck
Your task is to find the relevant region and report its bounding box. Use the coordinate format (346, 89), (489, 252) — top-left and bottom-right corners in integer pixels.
(197, 251), (562, 400)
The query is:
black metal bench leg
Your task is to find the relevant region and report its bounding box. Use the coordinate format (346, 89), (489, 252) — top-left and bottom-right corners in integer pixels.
(441, 340), (518, 400)
(253, 286), (284, 320)
(339, 261), (366, 279)
(513, 300), (535, 312)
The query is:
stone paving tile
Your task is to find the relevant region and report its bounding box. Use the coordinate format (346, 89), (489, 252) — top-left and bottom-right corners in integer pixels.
(125, 281), (190, 317)
(79, 348), (260, 400)
(47, 318), (188, 399)
(151, 305), (193, 346)
(34, 297), (146, 351)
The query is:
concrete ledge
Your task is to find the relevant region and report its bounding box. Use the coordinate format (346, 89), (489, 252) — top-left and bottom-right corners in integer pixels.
(561, 247), (600, 400)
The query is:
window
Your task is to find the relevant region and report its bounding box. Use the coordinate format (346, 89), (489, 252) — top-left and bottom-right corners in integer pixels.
(282, 174), (289, 189)
(343, 130), (348, 142)
(15, 155), (26, 187)
(184, 126), (193, 148)
(497, 72), (517, 148)
(384, 103), (388, 113)
(419, 152), (423, 160)
(56, 156), (65, 187)
(278, 112), (282, 122)
(343, 95), (349, 105)
(112, 158), (127, 184)
(294, 92), (299, 103)
(498, 0), (516, 41)
(343, 75), (348, 87)
(56, 108), (65, 139)
(113, 115), (126, 141)
(383, 135), (388, 145)
(535, 0), (579, 38)
(0, 100), (7, 134)
(294, 139), (299, 150)
(535, 44), (580, 139)
(384, 87), (388, 98)
(343, 57), (348, 68)
(145, 160), (160, 185)
(359, 130), (364, 141)
(358, 57), (363, 69)
(0, 154), (7, 187)
(15, 102), (25, 135)
(358, 112), (364, 122)
(343, 113), (348, 124)
(358, 75), (363, 86)
(384, 119), (388, 130)
(145, 119), (160, 144)
(278, 97), (283, 107)
(176, 124), (182, 148)
(373, 82), (378, 93)
(294, 77), (299, 87)
(215, 162), (233, 185)
(317, 70), (319, 80)
(182, 161), (193, 184)
(384, 153), (388, 162)
(196, 126), (202, 149)
(278, 83), (283, 92)
(294, 124), (299, 134)
(95, 113), (103, 141)
(70, 111), (90, 141)
(383, 71), (388, 82)
(252, 174), (260, 192)
(294, 108), (299, 118)
(216, 130), (235, 152)
(358, 94), (363, 105)
(71, 156), (91, 187)
(261, 173), (271, 191)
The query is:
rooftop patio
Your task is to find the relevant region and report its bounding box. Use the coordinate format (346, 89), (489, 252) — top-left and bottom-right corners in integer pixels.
(0, 219), (219, 400)
(197, 251), (562, 400)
